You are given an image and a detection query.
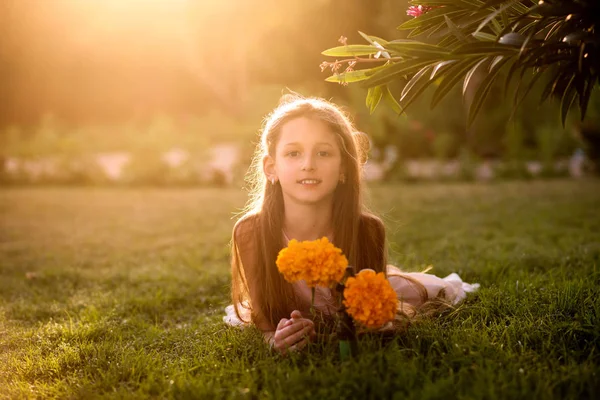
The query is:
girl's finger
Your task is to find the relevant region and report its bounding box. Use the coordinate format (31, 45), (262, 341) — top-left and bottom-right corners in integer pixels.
(288, 315), (314, 328)
(276, 318), (290, 330)
(275, 336), (305, 353)
(290, 318), (314, 333)
(287, 338), (308, 352)
(290, 310), (303, 320)
(273, 321), (308, 349)
(280, 325), (314, 348)
(280, 320), (312, 337)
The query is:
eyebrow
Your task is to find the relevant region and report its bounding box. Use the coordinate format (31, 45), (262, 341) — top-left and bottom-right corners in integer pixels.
(282, 142), (335, 148)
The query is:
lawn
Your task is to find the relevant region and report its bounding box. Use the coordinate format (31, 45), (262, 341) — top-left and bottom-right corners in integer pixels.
(1, 181), (599, 399)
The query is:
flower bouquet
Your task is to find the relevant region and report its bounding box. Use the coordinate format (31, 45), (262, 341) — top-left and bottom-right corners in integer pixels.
(276, 237), (398, 360)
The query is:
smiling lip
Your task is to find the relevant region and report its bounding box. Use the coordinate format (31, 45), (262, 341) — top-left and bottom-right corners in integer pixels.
(297, 179), (322, 184)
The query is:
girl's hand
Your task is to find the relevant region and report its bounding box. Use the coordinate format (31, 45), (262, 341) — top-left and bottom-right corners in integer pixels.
(270, 310), (316, 354)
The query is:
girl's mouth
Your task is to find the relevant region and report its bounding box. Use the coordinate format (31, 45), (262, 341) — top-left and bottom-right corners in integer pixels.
(297, 179), (322, 184)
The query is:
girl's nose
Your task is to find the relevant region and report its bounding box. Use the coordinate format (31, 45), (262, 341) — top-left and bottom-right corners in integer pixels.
(301, 155), (316, 171)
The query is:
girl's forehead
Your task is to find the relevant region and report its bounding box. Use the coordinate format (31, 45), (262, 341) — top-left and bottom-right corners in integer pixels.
(277, 117), (338, 146)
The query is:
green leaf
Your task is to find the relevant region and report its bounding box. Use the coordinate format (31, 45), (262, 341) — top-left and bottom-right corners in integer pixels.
(539, 67), (564, 105)
(406, 10), (487, 40)
(497, 6), (538, 39)
(579, 74), (597, 121)
(459, 0), (487, 8)
(425, 18), (454, 39)
(401, 65), (432, 101)
(537, 2), (580, 18)
(407, 21), (449, 39)
(481, 0), (529, 15)
(463, 57), (490, 96)
(444, 15), (468, 42)
(382, 85), (402, 114)
(578, 44), (588, 74)
(544, 20), (564, 41)
(511, 0), (532, 14)
(509, 67), (530, 114)
(452, 42), (519, 55)
(474, 1), (517, 36)
(467, 56), (512, 126)
(560, 75), (577, 127)
(503, 58), (521, 96)
(358, 31), (388, 47)
(361, 60), (433, 88)
(366, 86), (383, 114)
(399, 66), (438, 113)
(501, 9), (509, 28)
(472, 32), (497, 42)
(490, 55), (505, 70)
(431, 58), (481, 108)
(431, 60), (458, 80)
(518, 17), (549, 58)
(321, 45), (379, 57)
(510, 67), (546, 120)
(325, 65), (389, 84)
(438, 35), (460, 49)
(499, 32), (525, 47)
(481, 0), (508, 8)
(525, 50), (573, 69)
(384, 41), (448, 58)
(490, 14), (503, 35)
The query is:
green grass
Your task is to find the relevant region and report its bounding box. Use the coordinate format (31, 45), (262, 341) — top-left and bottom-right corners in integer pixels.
(1, 181), (599, 399)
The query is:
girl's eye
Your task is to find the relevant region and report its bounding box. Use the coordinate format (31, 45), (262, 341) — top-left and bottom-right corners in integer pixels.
(318, 151), (330, 157)
(287, 151), (300, 157)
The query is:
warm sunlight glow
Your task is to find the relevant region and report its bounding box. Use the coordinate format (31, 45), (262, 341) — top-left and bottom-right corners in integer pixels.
(3, 0), (327, 123)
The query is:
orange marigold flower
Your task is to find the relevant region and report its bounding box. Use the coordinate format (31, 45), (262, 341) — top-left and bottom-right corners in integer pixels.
(343, 269), (398, 329)
(276, 237), (348, 287)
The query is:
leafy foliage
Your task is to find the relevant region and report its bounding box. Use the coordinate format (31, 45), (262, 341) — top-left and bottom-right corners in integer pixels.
(321, 0), (600, 126)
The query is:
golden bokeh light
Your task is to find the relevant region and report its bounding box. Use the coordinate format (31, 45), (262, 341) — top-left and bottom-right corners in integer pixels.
(2, 0), (322, 123)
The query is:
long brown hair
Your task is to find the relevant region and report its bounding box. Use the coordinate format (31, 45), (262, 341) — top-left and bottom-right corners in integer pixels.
(230, 95), (421, 329)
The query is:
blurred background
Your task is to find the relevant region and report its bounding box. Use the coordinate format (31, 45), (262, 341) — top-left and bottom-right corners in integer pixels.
(1, 0), (599, 186)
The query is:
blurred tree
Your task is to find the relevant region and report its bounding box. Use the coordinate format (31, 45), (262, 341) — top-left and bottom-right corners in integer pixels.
(0, 0), (387, 126)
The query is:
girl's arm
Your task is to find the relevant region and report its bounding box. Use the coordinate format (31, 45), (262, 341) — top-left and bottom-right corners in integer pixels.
(233, 219), (315, 352)
(233, 219), (273, 332)
(358, 214), (387, 273)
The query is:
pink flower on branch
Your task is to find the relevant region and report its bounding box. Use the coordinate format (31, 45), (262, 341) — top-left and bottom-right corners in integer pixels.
(406, 5), (433, 18)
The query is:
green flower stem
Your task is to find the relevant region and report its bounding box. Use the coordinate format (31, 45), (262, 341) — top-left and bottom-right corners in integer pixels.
(310, 287), (316, 320)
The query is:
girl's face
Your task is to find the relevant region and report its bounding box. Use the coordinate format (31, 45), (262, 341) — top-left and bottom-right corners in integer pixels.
(269, 116), (343, 207)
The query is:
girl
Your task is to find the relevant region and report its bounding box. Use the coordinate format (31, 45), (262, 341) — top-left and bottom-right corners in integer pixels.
(224, 95), (478, 353)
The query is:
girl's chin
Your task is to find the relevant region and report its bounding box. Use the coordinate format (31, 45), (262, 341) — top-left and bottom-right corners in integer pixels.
(297, 183), (321, 189)
(284, 191), (336, 206)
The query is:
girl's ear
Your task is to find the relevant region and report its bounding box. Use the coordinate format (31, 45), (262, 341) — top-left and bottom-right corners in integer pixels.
(263, 155), (278, 183)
